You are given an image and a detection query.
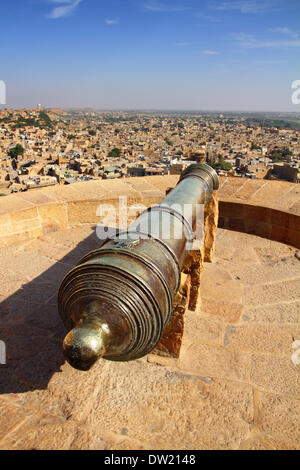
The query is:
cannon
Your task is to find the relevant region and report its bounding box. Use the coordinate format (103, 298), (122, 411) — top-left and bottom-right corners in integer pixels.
(58, 163), (219, 370)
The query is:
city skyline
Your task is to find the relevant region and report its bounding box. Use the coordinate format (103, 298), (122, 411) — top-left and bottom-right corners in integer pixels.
(1, 0), (300, 112)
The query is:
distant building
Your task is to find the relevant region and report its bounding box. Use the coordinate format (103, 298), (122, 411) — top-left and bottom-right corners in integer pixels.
(170, 163), (185, 175)
(65, 178), (78, 185)
(127, 167), (145, 177)
(186, 150), (206, 162)
(235, 156), (247, 168)
(145, 167), (165, 176)
(273, 163), (300, 183)
(26, 175), (57, 189)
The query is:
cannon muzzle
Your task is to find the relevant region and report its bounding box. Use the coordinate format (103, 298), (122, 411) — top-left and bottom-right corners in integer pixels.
(58, 163), (219, 370)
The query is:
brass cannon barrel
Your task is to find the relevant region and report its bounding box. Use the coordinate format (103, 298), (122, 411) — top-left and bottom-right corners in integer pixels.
(58, 163), (219, 370)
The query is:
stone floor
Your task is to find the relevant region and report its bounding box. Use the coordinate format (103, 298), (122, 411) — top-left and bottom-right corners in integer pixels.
(0, 226), (299, 450)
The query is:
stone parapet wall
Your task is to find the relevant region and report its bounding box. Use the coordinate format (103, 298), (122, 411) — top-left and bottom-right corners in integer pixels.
(219, 202), (300, 249)
(0, 175), (299, 248)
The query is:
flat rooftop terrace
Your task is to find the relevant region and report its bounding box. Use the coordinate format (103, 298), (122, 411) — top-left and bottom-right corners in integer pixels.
(0, 175), (299, 450)
(0, 223), (299, 450)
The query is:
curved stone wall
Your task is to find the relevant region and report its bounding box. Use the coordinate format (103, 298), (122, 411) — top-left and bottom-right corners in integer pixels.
(218, 177), (300, 249)
(0, 175), (299, 248)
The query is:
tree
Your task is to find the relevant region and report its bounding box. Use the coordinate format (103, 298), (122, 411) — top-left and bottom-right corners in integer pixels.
(88, 130), (96, 136)
(211, 159), (232, 171)
(8, 144), (24, 159)
(108, 147), (120, 158)
(240, 164), (249, 174)
(251, 143), (262, 150)
(270, 148), (293, 162)
(270, 152), (283, 162)
(282, 148), (293, 157)
(39, 111), (53, 129)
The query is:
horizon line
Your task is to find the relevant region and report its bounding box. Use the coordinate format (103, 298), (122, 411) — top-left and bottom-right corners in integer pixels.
(1, 106), (299, 114)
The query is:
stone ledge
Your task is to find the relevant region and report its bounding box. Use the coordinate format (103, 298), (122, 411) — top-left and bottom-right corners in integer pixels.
(219, 201), (300, 249)
(0, 176), (299, 248)
(0, 226), (299, 450)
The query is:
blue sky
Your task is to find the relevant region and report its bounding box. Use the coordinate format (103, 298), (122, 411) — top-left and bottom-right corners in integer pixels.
(1, 0), (300, 111)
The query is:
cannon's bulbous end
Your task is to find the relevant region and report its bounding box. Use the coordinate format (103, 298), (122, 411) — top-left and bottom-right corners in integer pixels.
(63, 324), (106, 371)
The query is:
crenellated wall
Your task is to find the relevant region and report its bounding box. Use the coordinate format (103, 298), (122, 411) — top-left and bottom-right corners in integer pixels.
(0, 175), (299, 248)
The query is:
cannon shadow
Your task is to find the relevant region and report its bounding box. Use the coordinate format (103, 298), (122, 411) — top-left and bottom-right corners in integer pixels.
(0, 226), (110, 395)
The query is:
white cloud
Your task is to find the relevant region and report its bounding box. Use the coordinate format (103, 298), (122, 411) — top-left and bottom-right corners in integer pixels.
(47, 0), (82, 19)
(105, 18), (120, 25)
(212, 1), (277, 14)
(250, 39), (300, 47)
(230, 32), (255, 42)
(269, 27), (299, 39)
(231, 32), (300, 48)
(144, 2), (189, 12)
(255, 59), (285, 64)
(174, 42), (192, 47)
(202, 49), (218, 55)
